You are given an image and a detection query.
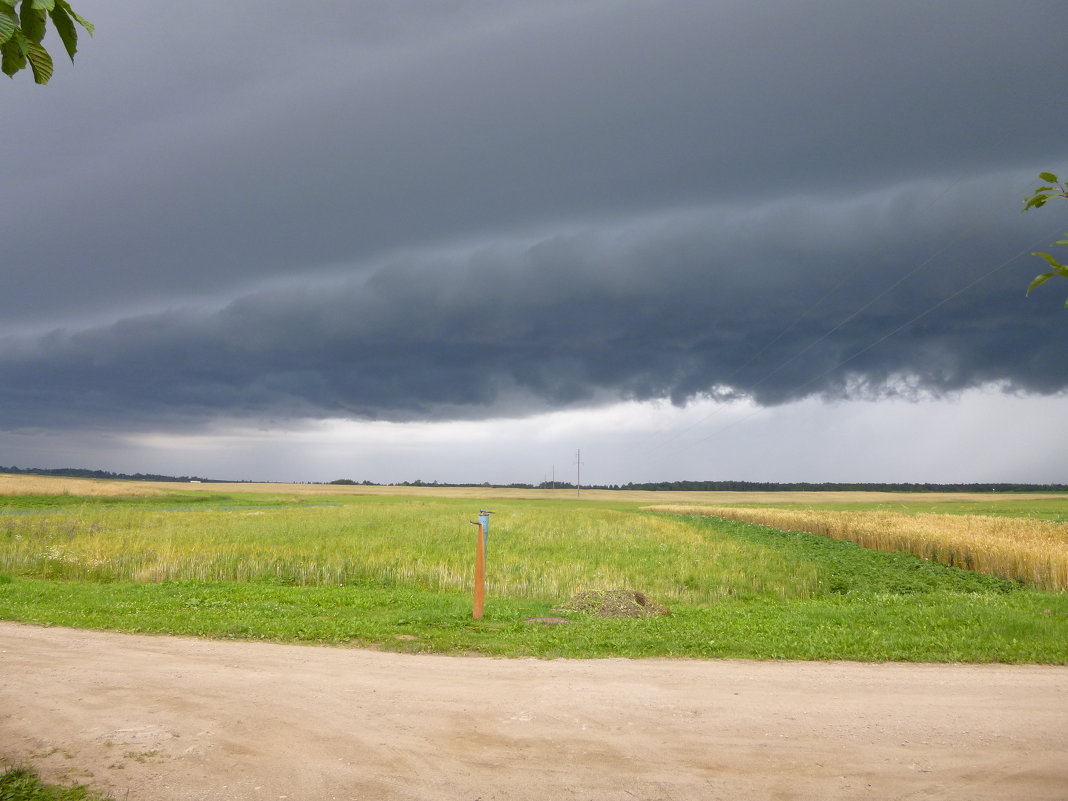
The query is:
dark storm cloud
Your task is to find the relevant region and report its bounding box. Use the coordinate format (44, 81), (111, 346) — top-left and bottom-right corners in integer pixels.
(2, 0), (1067, 432)
(2, 173), (1066, 430)
(4, 1), (1066, 328)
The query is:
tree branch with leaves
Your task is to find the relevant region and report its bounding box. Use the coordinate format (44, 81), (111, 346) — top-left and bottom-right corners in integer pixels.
(1023, 171), (1068, 307)
(0, 0), (92, 85)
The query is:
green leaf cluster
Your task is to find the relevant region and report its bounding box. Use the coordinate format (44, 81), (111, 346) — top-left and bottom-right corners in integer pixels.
(1023, 172), (1067, 211)
(0, 0), (92, 85)
(1023, 171), (1068, 307)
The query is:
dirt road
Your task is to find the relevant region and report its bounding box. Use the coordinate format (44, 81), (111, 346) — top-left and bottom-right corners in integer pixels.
(2, 622), (1066, 801)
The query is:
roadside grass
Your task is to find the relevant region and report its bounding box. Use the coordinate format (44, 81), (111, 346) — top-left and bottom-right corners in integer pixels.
(0, 496), (1066, 662)
(648, 505), (1068, 591)
(1, 576), (1064, 662)
(0, 766), (112, 801)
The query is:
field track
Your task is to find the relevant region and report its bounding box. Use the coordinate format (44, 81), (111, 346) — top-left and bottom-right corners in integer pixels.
(3, 622), (1066, 801)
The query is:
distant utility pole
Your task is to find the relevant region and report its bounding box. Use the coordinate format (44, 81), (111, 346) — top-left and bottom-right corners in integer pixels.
(575, 449), (582, 497)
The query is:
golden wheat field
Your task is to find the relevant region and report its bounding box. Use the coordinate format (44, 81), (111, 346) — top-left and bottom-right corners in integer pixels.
(648, 505), (1068, 592)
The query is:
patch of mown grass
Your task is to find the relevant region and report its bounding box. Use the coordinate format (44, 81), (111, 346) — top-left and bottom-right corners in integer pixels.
(0, 766), (112, 801)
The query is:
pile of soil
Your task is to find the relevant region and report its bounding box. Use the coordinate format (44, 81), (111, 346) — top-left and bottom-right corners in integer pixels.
(555, 589), (670, 618)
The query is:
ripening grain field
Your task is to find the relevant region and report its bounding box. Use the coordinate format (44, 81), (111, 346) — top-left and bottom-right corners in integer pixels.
(647, 505), (1068, 591)
(0, 475), (1066, 662)
(0, 500), (817, 602)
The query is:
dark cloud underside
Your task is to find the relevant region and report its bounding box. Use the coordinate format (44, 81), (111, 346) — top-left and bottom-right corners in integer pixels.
(1, 0), (1067, 432)
(3, 178), (1065, 430)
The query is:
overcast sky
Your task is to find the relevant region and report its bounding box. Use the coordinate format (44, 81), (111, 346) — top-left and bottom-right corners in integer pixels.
(2, 0), (1067, 485)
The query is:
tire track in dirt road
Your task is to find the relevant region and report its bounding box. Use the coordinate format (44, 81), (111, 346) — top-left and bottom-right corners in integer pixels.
(2, 622), (1066, 801)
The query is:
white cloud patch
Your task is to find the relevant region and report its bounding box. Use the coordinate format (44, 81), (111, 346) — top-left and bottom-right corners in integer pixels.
(3, 386), (1060, 485)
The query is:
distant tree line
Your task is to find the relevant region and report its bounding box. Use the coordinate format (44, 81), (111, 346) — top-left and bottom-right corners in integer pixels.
(0, 465), (225, 483)
(332, 478), (1068, 493)
(4, 467), (1064, 493)
(612, 480), (1068, 493)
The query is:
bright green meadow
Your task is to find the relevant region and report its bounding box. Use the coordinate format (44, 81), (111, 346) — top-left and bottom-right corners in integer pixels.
(1, 490), (1066, 662)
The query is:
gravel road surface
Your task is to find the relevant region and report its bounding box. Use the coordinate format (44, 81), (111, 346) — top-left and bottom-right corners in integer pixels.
(2, 622), (1066, 800)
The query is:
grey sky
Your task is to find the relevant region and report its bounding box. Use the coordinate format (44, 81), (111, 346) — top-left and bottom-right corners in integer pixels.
(2, 0), (1067, 483)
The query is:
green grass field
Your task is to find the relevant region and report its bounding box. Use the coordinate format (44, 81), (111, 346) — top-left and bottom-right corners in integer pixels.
(0, 766), (112, 801)
(1, 480), (1066, 662)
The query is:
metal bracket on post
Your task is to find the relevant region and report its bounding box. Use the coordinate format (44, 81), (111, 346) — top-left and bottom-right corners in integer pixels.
(479, 509), (494, 555)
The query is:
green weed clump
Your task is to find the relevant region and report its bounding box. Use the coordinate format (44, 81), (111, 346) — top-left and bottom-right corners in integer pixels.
(0, 766), (112, 801)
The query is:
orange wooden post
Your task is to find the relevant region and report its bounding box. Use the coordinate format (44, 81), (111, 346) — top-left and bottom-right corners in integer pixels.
(470, 520), (485, 619)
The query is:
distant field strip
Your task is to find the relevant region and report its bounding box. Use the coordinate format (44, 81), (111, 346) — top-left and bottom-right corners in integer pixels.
(5, 473), (1065, 505)
(647, 506), (1068, 591)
